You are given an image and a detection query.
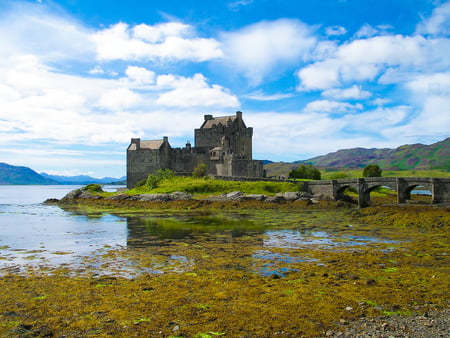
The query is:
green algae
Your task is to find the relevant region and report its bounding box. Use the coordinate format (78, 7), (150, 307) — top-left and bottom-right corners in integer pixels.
(0, 202), (448, 337)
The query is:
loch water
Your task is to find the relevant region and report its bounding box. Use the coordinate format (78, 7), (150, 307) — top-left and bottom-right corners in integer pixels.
(0, 185), (397, 277)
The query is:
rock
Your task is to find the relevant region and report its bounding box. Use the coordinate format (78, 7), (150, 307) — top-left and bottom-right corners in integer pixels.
(61, 188), (82, 200)
(169, 191), (193, 200)
(138, 194), (170, 202)
(265, 195), (286, 204)
(226, 191), (243, 199)
(108, 193), (132, 201)
(43, 198), (59, 204)
(279, 191), (301, 201)
(241, 194), (266, 201)
(345, 306), (354, 311)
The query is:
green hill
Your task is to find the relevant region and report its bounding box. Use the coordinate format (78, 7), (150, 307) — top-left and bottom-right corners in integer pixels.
(0, 163), (58, 185)
(265, 137), (450, 177)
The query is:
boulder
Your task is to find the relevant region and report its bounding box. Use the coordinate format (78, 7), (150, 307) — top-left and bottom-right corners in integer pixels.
(61, 188), (82, 200)
(169, 191), (193, 200)
(241, 194), (266, 201)
(226, 191), (243, 199)
(265, 195), (286, 204)
(138, 194), (171, 202)
(108, 193), (132, 201)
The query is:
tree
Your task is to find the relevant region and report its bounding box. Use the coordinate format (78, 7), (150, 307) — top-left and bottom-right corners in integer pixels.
(288, 165), (321, 180)
(192, 163), (208, 178)
(363, 164), (382, 177)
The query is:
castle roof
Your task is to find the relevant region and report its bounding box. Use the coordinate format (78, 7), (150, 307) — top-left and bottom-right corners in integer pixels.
(128, 140), (164, 150)
(202, 114), (248, 129)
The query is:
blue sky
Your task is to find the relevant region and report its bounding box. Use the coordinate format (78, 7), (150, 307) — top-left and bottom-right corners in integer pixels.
(0, 0), (449, 178)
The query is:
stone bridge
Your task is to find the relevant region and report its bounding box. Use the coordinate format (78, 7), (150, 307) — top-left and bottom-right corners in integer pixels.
(304, 177), (450, 207)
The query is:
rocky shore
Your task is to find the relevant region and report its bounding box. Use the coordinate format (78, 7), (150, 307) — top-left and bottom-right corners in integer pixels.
(52, 185), (319, 205)
(326, 307), (449, 337)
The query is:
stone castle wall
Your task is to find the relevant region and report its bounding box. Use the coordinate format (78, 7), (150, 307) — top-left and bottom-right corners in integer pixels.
(127, 112), (264, 188)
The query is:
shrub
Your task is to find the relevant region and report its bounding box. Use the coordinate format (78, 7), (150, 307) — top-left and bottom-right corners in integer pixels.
(134, 179), (146, 188)
(288, 165), (321, 180)
(192, 163), (208, 178)
(363, 164), (382, 177)
(146, 169), (175, 190)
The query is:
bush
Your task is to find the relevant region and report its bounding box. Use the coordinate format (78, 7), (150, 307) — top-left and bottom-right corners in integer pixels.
(134, 179), (146, 188)
(288, 165), (321, 180)
(145, 169), (175, 190)
(192, 163), (208, 178)
(363, 164), (382, 177)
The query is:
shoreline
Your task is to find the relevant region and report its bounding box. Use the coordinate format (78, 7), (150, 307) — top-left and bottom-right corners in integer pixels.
(0, 191), (447, 337)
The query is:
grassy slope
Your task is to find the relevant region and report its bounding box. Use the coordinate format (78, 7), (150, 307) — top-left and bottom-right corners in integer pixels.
(264, 162), (450, 180)
(127, 176), (302, 196)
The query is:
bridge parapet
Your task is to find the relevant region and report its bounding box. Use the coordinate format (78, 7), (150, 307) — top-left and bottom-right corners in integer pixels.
(304, 177), (449, 207)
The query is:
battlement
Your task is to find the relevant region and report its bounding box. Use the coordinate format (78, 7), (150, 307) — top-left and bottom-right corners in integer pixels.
(126, 112), (263, 188)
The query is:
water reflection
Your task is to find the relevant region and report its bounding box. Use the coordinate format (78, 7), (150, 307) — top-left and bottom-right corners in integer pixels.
(126, 213), (266, 248)
(1, 188), (399, 278)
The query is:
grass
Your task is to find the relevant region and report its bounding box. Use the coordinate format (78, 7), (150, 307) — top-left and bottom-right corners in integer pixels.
(126, 176), (302, 196)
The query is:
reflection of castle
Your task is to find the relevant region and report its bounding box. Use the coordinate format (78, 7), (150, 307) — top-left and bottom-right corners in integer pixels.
(127, 111), (264, 188)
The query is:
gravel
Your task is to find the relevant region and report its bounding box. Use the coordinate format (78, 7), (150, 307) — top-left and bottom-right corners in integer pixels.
(324, 307), (449, 337)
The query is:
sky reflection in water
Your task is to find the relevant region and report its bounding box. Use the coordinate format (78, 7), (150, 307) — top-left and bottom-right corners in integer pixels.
(0, 186), (397, 277)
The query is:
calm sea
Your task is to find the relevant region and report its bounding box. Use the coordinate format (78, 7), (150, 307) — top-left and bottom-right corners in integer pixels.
(0, 185), (397, 277)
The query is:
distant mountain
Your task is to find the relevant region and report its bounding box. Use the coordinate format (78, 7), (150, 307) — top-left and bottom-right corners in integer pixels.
(0, 163), (58, 185)
(40, 173), (126, 185)
(264, 137), (450, 177)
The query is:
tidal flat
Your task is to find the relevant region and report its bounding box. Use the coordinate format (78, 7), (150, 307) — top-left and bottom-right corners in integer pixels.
(0, 199), (448, 337)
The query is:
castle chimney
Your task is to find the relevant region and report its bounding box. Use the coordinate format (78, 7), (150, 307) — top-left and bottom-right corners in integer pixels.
(131, 138), (140, 150)
(186, 140), (191, 150)
(236, 111), (242, 120)
(163, 136), (169, 143)
(204, 114), (213, 121)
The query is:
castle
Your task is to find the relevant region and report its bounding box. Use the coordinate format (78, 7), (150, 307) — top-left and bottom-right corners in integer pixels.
(127, 111), (264, 188)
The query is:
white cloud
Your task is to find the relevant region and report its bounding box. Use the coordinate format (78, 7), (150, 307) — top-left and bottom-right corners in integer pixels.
(416, 1), (450, 36)
(221, 19), (317, 85)
(125, 66), (156, 84)
(322, 85), (371, 100)
(228, 0), (254, 11)
(297, 34), (450, 90)
(97, 88), (142, 110)
(0, 2), (94, 62)
(326, 25), (347, 36)
(156, 74), (239, 108)
(371, 98), (391, 106)
(92, 22), (223, 62)
(303, 100), (362, 114)
(243, 91), (295, 101)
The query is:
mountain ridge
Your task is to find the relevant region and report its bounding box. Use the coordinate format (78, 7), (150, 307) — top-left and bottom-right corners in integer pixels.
(264, 137), (450, 177)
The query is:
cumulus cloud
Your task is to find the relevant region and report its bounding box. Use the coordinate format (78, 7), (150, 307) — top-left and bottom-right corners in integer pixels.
(297, 34), (450, 90)
(97, 88), (142, 110)
(322, 85), (371, 100)
(92, 22), (223, 62)
(221, 19), (317, 85)
(416, 1), (450, 36)
(156, 74), (239, 107)
(125, 66), (156, 84)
